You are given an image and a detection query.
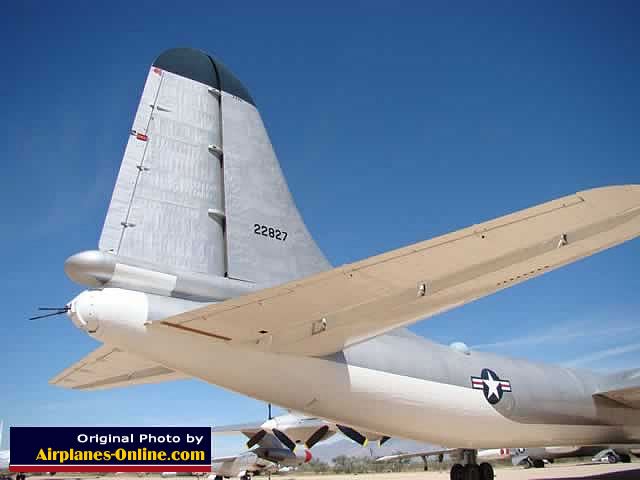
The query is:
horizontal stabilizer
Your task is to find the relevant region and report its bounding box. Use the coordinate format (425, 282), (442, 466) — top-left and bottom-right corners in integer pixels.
(157, 185), (640, 357)
(595, 368), (640, 408)
(50, 345), (189, 390)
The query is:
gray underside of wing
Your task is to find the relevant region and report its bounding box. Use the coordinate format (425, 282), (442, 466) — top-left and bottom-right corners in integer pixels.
(377, 448), (459, 462)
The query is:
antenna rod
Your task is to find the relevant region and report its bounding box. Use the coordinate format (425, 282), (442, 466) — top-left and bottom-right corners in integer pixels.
(29, 306), (70, 320)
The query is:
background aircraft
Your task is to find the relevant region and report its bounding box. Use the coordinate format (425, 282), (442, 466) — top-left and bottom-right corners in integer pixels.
(49, 48), (640, 480)
(512, 445), (640, 468)
(379, 444), (640, 469)
(212, 409), (389, 450)
(0, 421), (57, 480)
(163, 425), (312, 480)
(378, 448), (514, 470)
(209, 409), (313, 480)
(208, 451), (276, 480)
(0, 422), (13, 480)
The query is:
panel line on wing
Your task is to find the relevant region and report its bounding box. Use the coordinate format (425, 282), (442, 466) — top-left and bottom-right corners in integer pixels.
(161, 321), (232, 341)
(350, 194), (585, 272)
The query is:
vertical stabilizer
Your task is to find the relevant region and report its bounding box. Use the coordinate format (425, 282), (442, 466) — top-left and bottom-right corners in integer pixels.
(99, 49), (226, 276)
(98, 48), (329, 287)
(220, 85), (330, 285)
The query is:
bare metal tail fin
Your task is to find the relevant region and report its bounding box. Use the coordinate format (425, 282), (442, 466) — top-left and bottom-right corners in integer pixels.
(66, 48), (329, 298)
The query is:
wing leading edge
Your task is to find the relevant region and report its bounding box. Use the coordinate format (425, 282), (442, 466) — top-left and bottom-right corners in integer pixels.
(211, 422), (264, 436)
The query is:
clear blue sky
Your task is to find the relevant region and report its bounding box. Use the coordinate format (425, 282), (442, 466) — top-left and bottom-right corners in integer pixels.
(1, 1), (640, 452)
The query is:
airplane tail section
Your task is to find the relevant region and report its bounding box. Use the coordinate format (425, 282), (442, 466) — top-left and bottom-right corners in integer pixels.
(99, 48), (229, 277)
(67, 48), (329, 298)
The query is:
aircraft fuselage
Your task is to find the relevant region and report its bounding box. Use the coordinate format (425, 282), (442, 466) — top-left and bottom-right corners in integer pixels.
(67, 287), (640, 449)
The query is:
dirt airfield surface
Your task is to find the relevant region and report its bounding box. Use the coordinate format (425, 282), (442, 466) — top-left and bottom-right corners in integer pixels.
(292, 464), (640, 479)
(25, 463), (640, 480)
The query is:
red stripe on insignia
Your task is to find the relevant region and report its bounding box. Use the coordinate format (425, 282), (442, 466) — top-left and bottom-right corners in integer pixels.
(153, 67), (163, 75)
(136, 133), (148, 141)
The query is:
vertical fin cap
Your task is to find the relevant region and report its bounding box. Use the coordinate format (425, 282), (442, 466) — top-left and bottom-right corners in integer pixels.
(153, 47), (255, 106)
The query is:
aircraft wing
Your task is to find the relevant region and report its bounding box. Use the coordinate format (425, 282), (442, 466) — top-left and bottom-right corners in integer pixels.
(377, 448), (514, 463)
(595, 368), (640, 408)
(211, 425), (284, 449)
(598, 387), (640, 409)
(211, 455), (239, 463)
(211, 422), (263, 436)
(49, 344), (189, 390)
(157, 185), (640, 357)
(377, 448), (459, 462)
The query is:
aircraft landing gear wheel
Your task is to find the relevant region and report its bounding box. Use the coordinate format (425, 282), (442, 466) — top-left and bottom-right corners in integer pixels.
(479, 462), (494, 480)
(215, 476), (223, 480)
(532, 459), (545, 468)
(463, 464), (480, 480)
(450, 463), (464, 480)
(607, 453), (618, 464)
(620, 453), (631, 463)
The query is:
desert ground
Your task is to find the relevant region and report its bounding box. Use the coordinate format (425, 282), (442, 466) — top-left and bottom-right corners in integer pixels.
(23, 463), (640, 480)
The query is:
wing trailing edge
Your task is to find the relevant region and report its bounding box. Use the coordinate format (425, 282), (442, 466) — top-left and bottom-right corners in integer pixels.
(49, 345), (190, 390)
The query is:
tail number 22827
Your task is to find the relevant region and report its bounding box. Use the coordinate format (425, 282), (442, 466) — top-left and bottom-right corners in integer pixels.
(254, 223), (288, 241)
